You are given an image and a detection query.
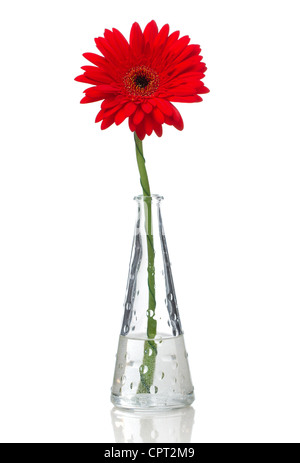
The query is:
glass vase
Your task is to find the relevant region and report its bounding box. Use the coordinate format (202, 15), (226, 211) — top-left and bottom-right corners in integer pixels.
(111, 195), (194, 410)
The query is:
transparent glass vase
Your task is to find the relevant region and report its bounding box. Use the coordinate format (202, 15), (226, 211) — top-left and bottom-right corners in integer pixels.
(111, 195), (194, 410)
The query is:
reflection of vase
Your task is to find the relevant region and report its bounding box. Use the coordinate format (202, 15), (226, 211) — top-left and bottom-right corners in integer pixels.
(111, 407), (195, 443)
(111, 195), (194, 410)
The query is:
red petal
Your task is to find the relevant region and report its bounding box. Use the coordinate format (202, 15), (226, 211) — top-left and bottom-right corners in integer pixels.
(84, 86), (114, 99)
(103, 29), (125, 60)
(152, 107), (165, 124)
(167, 75), (205, 88)
(153, 24), (170, 48)
(80, 95), (103, 104)
(101, 116), (115, 130)
(135, 122), (146, 140)
(130, 22), (144, 55)
(152, 120), (163, 137)
(83, 52), (106, 67)
(115, 108), (127, 125)
(172, 115), (184, 131)
(158, 31), (180, 67)
(96, 84), (119, 92)
(155, 99), (173, 116)
(94, 37), (123, 69)
(133, 107), (145, 125)
(102, 104), (123, 118)
(144, 20), (158, 44)
(165, 31), (180, 49)
(149, 98), (157, 107)
(95, 110), (104, 123)
(141, 102), (153, 114)
(165, 46), (201, 72)
(171, 105), (184, 130)
(198, 86), (210, 94)
(143, 115), (154, 136)
(101, 97), (124, 109)
(123, 101), (137, 117)
(81, 66), (114, 84)
(164, 116), (173, 126)
(112, 28), (130, 55)
(168, 56), (202, 77)
(168, 95), (203, 103)
(75, 75), (98, 84)
(165, 85), (198, 96)
(128, 116), (136, 133)
(167, 35), (191, 58)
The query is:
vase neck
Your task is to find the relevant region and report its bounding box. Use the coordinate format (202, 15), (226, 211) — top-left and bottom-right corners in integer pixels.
(134, 194), (164, 236)
(121, 194), (183, 339)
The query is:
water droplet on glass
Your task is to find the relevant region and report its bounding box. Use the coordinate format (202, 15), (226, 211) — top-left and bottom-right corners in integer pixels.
(162, 354), (176, 363)
(139, 365), (148, 375)
(150, 385), (158, 394)
(125, 302), (131, 311)
(132, 326), (135, 331)
(144, 347), (153, 357)
(147, 309), (154, 318)
(160, 372), (165, 380)
(167, 293), (173, 301)
(137, 290), (140, 296)
(130, 382), (133, 390)
(172, 377), (178, 385)
(155, 335), (163, 344)
(121, 375), (126, 385)
(123, 325), (129, 334)
(167, 320), (171, 327)
(172, 361), (179, 370)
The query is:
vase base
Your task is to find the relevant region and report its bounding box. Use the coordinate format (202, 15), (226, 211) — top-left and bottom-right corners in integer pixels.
(111, 392), (195, 411)
(111, 334), (195, 411)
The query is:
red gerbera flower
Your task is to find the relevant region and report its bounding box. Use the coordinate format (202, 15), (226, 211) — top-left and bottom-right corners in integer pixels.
(75, 20), (209, 140)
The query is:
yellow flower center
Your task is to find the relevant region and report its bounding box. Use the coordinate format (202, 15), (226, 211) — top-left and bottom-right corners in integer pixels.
(123, 65), (159, 97)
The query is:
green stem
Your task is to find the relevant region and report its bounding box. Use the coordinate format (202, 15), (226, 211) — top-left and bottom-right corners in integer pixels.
(134, 132), (157, 394)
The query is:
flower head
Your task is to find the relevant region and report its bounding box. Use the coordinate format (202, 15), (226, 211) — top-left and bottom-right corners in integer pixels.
(75, 20), (209, 140)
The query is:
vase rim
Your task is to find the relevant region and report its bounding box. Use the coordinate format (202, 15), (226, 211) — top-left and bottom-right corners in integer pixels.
(134, 194), (164, 202)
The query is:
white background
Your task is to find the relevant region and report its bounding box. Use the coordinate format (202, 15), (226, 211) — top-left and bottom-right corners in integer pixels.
(0, 0), (299, 443)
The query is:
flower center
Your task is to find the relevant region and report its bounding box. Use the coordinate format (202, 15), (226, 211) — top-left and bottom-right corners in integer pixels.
(135, 75), (150, 89)
(123, 65), (159, 97)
